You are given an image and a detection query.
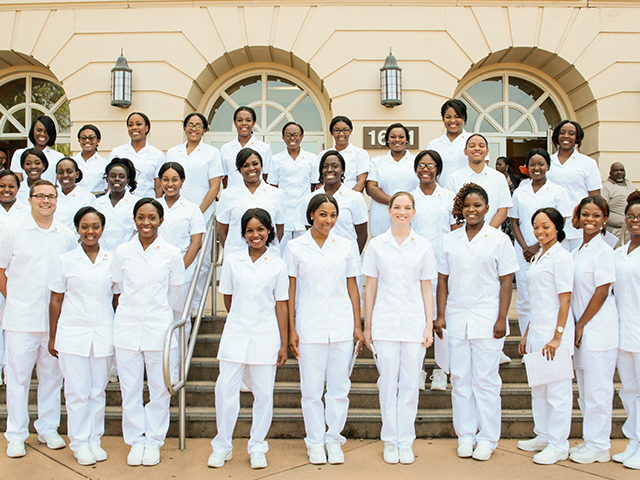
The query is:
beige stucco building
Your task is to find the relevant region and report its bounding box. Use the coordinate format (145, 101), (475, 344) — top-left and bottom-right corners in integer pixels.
(0, 0), (638, 181)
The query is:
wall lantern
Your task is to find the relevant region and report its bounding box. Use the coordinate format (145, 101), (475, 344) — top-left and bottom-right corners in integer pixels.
(380, 49), (402, 108)
(111, 51), (132, 108)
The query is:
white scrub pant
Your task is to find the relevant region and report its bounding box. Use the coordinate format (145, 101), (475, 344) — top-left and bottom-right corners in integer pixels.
(531, 378), (573, 453)
(58, 349), (113, 452)
(211, 361), (276, 454)
(515, 257), (531, 335)
(376, 341), (426, 448)
(575, 348), (617, 452)
(115, 348), (171, 448)
(279, 230), (305, 256)
(4, 331), (63, 442)
(618, 350), (640, 447)
(449, 335), (504, 449)
(298, 341), (352, 448)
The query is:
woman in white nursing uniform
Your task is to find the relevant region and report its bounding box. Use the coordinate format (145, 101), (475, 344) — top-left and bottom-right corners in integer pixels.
(73, 125), (108, 195)
(54, 157), (95, 231)
(112, 198), (185, 467)
(10, 115), (63, 184)
(108, 112), (164, 198)
(569, 195), (618, 464)
(285, 193), (364, 465)
(316, 116), (369, 192)
(546, 121), (602, 251)
(435, 183), (518, 462)
(509, 149), (572, 335)
(217, 148), (285, 259)
(367, 124), (418, 237)
(220, 106), (273, 188)
(517, 207), (575, 465)
(16, 148), (48, 205)
(613, 191), (640, 469)
(363, 191), (436, 465)
(48, 207), (115, 466)
(208, 208), (289, 470)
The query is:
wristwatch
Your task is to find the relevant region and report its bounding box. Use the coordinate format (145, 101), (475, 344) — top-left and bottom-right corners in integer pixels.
(556, 326), (564, 334)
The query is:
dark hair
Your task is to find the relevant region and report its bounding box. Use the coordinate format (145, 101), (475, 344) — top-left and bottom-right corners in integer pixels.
(389, 191), (415, 208)
(525, 148), (551, 168)
(385, 123), (409, 147)
(56, 157), (84, 183)
(184, 113), (209, 131)
(329, 115), (353, 132)
(77, 124), (101, 141)
(20, 148), (48, 172)
(572, 195), (609, 234)
(465, 133), (488, 148)
(532, 207), (566, 243)
(127, 112), (151, 135)
(234, 106), (256, 123)
(29, 179), (56, 197)
(0, 169), (20, 187)
(552, 120), (584, 148)
(452, 183), (489, 225)
(133, 197), (164, 219)
(306, 193), (339, 225)
(282, 121), (304, 136)
(235, 148), (263, 172)
(319, 150), (346, 184)
(241, 208), (275, 247)
(625, 191), (640, 215)
(29, 115), (57, 147)
(414, 150), (443, 177)
(74, 206), (106, 229)
(440, 99), (467, 123)
(159, 162), (186, 180)
(105, 157), (137, 193)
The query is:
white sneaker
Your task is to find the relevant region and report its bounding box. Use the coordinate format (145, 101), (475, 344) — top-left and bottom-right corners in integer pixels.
(326, 442), (344, 464)
(569, 442), (585, 454)
(307, 446), (327, 464)
(624, 451), (640, 469)
(499, 352), (511, 365)
(383, 442), (399, 464)
(472, 442), (493, 461)
(250, 452), (267, 469)
(569, 446), (610, 464)
(418, 370), (427, 391)
(457, 442), (474, 458)
(533, 445), (568, 465)
(127, 446), (145, 466)
(37, 432), (66, 450)
(613, 442), (638, 463)
(6, 440), (25, 458)
(517, 437), (548, 452)
(74, 448), (96, 466)
(430, 369), (447, 391)
(142, 446), (160, 466)
(399, 447), (415, 464)
(89, 444), (107, 462)
(208, 451), (232, 468)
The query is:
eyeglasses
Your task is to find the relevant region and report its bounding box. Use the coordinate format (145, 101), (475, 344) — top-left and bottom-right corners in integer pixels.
(31, 193), (57, 201)
(186, 123), (204, 131)
(626, 213), (640, 221)
(79, 135), (97, 141)
(284, 133), (301, 139)
(332, 128), (351, 135)
(417, 163), (438, 171)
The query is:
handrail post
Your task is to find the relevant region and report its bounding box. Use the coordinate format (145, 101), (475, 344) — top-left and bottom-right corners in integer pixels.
(179, 324), (186, 450)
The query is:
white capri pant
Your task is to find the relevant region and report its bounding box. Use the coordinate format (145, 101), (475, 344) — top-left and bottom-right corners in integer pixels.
(4, 331), (63, 442)
(298, 341), (352, 448)
(449, 335), (504, 449)
(376, 341), (426, 448)
(211, 361), (276, 454)
(59, 349), (113, 452)
(575, 348), (617, 452)
(531, 378), (573, 453)
(115, 348), (171, 448)
(618, 350), (640, 448)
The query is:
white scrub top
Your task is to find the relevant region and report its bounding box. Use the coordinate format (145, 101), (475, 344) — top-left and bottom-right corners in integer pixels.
(72, 152), (108, 194)
(0, 215), (76, 332)
(218, 248), (289, 365)
(49, 245), (115, 358)
(16, 179), (33, 205)
(315, 143), (370, 190)
(267, 148), (316, 232)
(217, 180), (285, 259)
(571, 234), (618, 351)
(547, 150), (603, 241)
(411, 184), (455, 264)
(0, 200), (28, 232)
(284, 229), (360, 344)
(439, 222), (519, 339)
(54, 185), (95, 232)
(525, 242), (575, 354)
(362, 229), (437, 343)
(11, 146), (64, 184)
(445, 165), (513, 225)
(427, 130), (482, 188)
(112, 235), (185, 351)
(220, 135), (273, 188)
(108, 141), (164, 199)
(615, 243), (640, 353)
(94, 190), (140, 254)
(368, 150), (418, 237)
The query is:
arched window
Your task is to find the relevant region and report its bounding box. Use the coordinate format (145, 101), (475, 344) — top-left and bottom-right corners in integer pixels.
(204, 72), (326, 154)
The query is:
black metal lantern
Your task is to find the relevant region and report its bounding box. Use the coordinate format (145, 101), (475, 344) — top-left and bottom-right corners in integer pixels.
(380, 49), (402, 108)
(111, 52), (132, 108)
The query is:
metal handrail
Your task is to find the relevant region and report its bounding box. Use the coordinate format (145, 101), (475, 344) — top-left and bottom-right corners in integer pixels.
(162, 213), (221, 450)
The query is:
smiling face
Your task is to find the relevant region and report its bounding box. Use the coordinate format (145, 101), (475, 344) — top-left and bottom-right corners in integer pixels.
(184, 115), (205, 143)
(464, 136), (488, 165)
(0, 174), (18, 206)
(443, 107), (464, 135)
(77, 212), (104, 248)
(32, 121), (50, 148)
(29, 184), (57, 218)
(23, 154), (45, 181)
(557, 123), (577, 151)
(387, 127), (407, 153)
(244, 217), (269, 251)
(56, 160), (79, 191)
(389, 194), (415, 226)
(240, 154), (262, 184)
(283, 124), (303, 151)
(415, 154), (438, 185)
(321, 155), (343, 186)
(533, 212), (558, 249)
(127, 114), (149, 142)
(528, 154), (549, 182)
(161, 167), (183, 198)
(135, 203), (163, 239)
(310, 201), (338, 237)
(106, 165), (128, 194)
(234, 110), (255, 139)
(626, 204), (640, 238)
(462, 192), (488, 226)
(78, 128), (99, 154)
(579, 202), (607, 236)
(331, 121), (351, 148)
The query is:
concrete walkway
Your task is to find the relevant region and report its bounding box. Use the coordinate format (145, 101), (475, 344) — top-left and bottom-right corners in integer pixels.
(3, 436), (638, 480)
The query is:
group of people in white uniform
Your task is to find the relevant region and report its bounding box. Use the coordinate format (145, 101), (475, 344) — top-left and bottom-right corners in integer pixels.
(0, 99), (638, 472)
